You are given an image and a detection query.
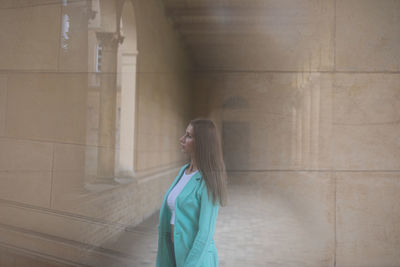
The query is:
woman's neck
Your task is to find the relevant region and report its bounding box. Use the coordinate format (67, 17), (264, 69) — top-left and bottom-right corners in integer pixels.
(187, 160), (198, 173)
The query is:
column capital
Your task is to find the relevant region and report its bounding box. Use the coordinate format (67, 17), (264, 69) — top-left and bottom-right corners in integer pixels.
(96, 32), (125, 51)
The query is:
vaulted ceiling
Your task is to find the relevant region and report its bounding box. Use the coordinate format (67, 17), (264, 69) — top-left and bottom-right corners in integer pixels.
(163, 0), (335, 71)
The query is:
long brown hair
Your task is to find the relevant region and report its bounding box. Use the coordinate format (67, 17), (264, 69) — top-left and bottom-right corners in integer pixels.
(190, 118), (228, 206)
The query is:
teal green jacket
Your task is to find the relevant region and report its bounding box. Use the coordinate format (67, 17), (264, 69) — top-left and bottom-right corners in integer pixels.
(156, 163), (219, 267)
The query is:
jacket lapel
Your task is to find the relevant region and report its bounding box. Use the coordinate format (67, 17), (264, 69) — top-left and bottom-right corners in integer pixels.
(159, 163), (190, 231)
(176, 170), (202, 201)
(168, 163), (190, 193)
(159, 164), (204, 232)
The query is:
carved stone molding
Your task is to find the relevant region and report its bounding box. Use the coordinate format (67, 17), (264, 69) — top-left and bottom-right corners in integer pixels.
(96, 32), (125, 51)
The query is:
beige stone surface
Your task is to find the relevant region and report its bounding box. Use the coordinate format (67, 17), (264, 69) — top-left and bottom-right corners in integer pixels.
(0, 0), (192, 265)
(86, 73), (120, 147)
(333, 74), (400, 170)
(9, 0), (400, 266)
(336, 0), (400, 71)
(164, 0), (335, 71)
(0, 225), (134, 266)
(51, 170), (136, 220)
(0, 138), (53, 172)
(0, 247), (15, 267)
(0, 138), (53, 207)
(5, 72), (127, 147)
(0, 75), (6, 136)
(6, 73), (88, 144)
(15, 257), (66, 267)
(0, 171), (51, 208)
(51, 144), (177, 223)
(0, 3), (61, 70)
(336, 172), (400, 267)
(50, 164), (177, 227)
(0, 169), (177, 258)
(1, 169), (335, 267)
(0, 203), (125, 250)
(53, 143), (99, 180)
(133, 0), (192, 73)
(194, 72), (334, 170)
(217, 171), (335, 267)
(0, 245), (68, 267)
(99, 0), (118, 33)
(135, 71), (191, 171)
(0, 0), (62, 9)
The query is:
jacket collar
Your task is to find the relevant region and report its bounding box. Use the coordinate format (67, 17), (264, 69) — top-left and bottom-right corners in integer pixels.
(159, 163), (202, 232)
(174, 164), (202, 201)
(184, 164), (202, 181)
(176, 163), (202, 182)
(165, 163), (201, 197)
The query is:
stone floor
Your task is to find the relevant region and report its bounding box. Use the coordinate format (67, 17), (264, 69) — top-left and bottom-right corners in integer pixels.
(1, 172), (334, 266)
(104, 172), (334, 267)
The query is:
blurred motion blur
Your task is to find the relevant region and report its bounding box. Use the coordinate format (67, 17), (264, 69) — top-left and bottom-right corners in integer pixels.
(0, 0), (399, 266)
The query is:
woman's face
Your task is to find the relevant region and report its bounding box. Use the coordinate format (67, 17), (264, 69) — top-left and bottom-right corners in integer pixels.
(179, 124), (195, 155)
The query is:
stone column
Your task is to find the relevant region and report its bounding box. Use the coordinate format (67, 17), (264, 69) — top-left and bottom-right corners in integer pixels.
(95, 32), (123, 181)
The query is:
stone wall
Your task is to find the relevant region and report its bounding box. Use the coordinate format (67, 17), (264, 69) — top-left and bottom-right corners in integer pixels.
(193, 0), (400, 266)
(0, 0), (192, 265)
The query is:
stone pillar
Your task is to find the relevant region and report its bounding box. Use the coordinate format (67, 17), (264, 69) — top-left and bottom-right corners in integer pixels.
(95, 32), (123, 180)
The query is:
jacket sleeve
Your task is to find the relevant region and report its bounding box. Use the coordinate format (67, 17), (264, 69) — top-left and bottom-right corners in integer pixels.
(183, 182), (219, 267)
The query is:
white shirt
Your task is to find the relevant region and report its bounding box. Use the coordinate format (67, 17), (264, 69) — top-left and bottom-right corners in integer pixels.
(167, 170), (198, 225)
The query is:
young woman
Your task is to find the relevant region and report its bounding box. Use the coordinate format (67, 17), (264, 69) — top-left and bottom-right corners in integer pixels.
(156, 118), (228, 267)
